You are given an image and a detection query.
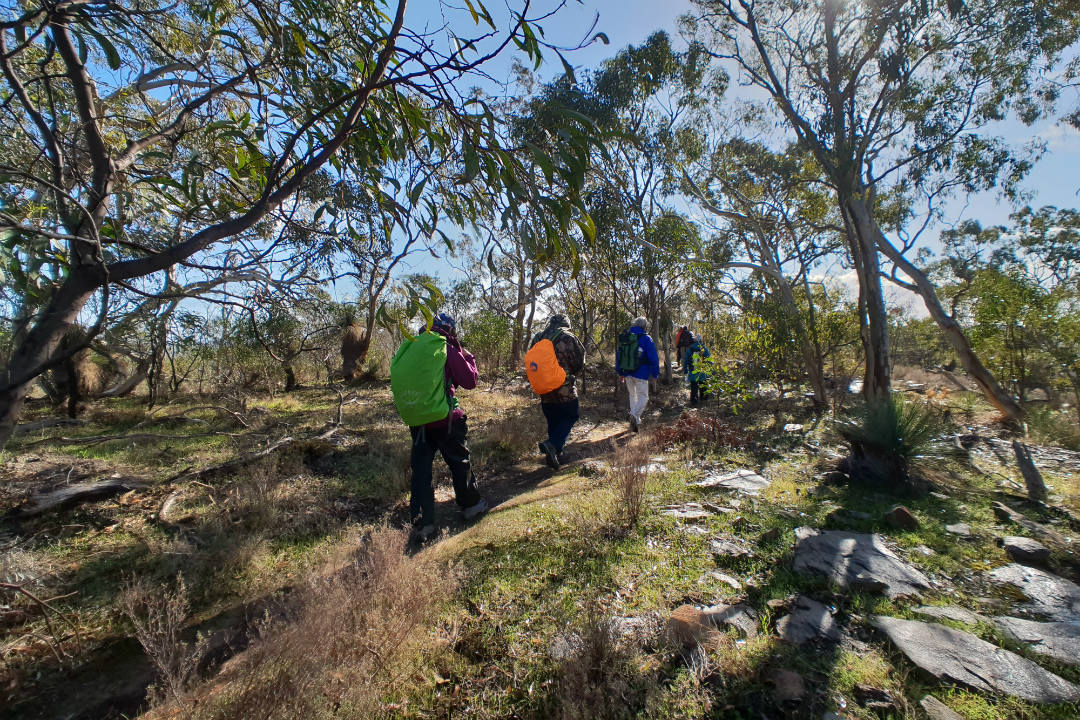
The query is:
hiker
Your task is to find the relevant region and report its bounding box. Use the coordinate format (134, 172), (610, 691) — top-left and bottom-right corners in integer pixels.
(390, 313), (488, 542)
(616, 317), (660, 432)
(684, 332), (711, 407)
(674, 325), (692, 368)
(525, 314), (586, 469)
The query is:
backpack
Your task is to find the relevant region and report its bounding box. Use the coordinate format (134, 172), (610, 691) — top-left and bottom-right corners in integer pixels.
(616, 331), (641, 374)
(390, 331), (451, 426)
(524, 328), (566, 395)
(675, 327), (690, 349)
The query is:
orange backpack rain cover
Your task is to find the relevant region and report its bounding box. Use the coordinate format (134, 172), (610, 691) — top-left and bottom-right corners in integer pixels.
(524, 335), (566, 395)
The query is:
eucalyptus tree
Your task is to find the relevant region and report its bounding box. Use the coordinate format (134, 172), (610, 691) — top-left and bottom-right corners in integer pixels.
(685, 140), (841, 407)
(684, 0), (1080, 420)
(0, 0), (600, 447)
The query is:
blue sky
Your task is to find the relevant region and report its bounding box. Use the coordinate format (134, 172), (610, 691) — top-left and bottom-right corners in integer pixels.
(391, 0), (1080, 308)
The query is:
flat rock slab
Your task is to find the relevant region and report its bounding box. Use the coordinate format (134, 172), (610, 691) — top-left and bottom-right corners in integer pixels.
(710, 537), (752, 559)
(872, 616), (1080, 704)
(776, 595), (842, 645)
(945, 523), (971, 537)
(707, 571), (742, 590)
(912, 606), (982, 626)
(694, 469), (769, 494)
(993, 616), (1080, 667)
(1001, 536), (1050, 565)
(793, 527), (931, 599)
(9, 477), (147, 518)
(661, 503), (713, 521)
(988, 564), (1080, 621)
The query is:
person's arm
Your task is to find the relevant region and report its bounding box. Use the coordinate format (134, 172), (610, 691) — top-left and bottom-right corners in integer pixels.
(446, 340), (478, 390)
(647, 336), (660, 378)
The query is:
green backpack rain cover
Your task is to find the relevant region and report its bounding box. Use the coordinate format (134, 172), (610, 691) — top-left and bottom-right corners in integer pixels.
(390, 331), (451, 427)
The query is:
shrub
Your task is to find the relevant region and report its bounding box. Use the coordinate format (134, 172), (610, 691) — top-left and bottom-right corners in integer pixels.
(611, 440), (650, 529)
(178, 526), (453, 719)
(834, 395), (961, 490)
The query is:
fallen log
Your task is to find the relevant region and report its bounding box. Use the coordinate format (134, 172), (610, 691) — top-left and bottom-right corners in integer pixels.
(7, 477), (147, 518)
(12, 418), (87, 436)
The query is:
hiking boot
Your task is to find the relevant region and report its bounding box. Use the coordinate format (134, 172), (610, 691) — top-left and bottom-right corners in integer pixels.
(628, 413), (639, 433)
(411, 523), (437, 543)
(463, 498), (489, 521)
(539, 440), (560, 469)
(557, 452), (569, 465)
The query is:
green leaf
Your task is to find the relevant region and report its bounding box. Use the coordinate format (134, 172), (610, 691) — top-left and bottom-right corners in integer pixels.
(89, 29), (122, 71)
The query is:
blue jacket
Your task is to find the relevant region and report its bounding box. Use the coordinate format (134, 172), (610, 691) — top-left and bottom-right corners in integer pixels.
(684, 340), (710, 382)
(617, 326), (660, 380)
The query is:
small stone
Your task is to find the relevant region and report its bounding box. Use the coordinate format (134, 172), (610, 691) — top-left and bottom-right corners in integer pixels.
(1000, 536), (1050, 565)
(914, 544), (936, 556)
(701, 603), (758, 638)
(885, 505), (920, 531)
(945, 523), (971, 537)
(929, 491), (950, 501)
(708, 571), (742, 590)
(783, 423), (804, 433)
(710, 538), (752, 560)
(661, 504), (713, 521)
(854, 684), (896, 710)
(776, 595), (842, 645)
(666, 605), (718, 649)
(919, 696), (964, 720)
(580, 460), (608, 477)
(769, 668), (806, 704)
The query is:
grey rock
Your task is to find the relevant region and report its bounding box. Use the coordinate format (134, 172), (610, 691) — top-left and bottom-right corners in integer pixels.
(769, 668), (806, 704)
(912, 606), (982, 625)
(872, 616), (1080, 703)
(945, 523), (971, 537)
(988, 564), (1080, 621)
(694, 468), (769, 494)
(1001, 536), (1050, 565)
(661, 503), (713, 521)
(919, 696), (964, 720)
(710, 537), (752, 559)
(993, 616), (1080, 667)
(708, 571), (742, 590)
(929, 491), (950, 501)
(701, 603), (758, 638)
(793, 527), (932, 599)
(776, 595), (842, 645)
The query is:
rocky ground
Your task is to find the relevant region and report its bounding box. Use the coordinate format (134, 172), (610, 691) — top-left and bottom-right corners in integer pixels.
(1, 379), (1079, 719)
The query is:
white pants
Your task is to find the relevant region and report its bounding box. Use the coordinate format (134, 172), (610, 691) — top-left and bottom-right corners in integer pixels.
(626, 376), (649, 421)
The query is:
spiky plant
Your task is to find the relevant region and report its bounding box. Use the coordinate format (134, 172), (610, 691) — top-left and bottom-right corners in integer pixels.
(835, 395), (961, 491)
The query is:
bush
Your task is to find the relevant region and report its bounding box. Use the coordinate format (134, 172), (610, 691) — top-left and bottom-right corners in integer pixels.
(834, 395), (961, 490)
(612, 440), (650, 529)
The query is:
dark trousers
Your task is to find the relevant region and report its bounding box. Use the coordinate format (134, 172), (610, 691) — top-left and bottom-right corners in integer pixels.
(409, 416), (481, 526)
(690, 380), (709, 406)
(541, 399), (579, 453)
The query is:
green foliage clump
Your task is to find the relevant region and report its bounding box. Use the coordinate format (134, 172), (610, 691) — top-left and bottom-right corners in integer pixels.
(835, 395), (961, 489)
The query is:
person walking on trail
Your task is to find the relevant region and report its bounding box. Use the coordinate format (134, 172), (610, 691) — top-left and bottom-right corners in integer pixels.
(684, 332), (711, 407)
(525, 314), (586, 470)
(390, 312), (488, 542)
(617, 317), (659, 432)
(674, 325), (692, 368)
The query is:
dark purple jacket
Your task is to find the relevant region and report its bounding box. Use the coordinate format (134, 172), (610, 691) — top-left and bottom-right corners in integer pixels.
(426, 325), (478, 428)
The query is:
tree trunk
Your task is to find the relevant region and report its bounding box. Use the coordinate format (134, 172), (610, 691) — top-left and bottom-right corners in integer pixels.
(0, 272), (100, 448)
(864, 198), (1024, 423)
(283, 363), (298, 392)
(103, 359), (148, 397)
(843, 197), (891, 403)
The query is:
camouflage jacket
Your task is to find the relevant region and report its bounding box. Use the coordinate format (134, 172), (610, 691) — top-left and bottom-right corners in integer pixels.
(530, 327), (586, 403)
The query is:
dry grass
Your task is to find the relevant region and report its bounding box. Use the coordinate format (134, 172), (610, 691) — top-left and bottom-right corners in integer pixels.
(165, 525), (454, 720)
(555, 603), (651, 720)
(611, 439), (650, 529)
(120, 573), (208, 713)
